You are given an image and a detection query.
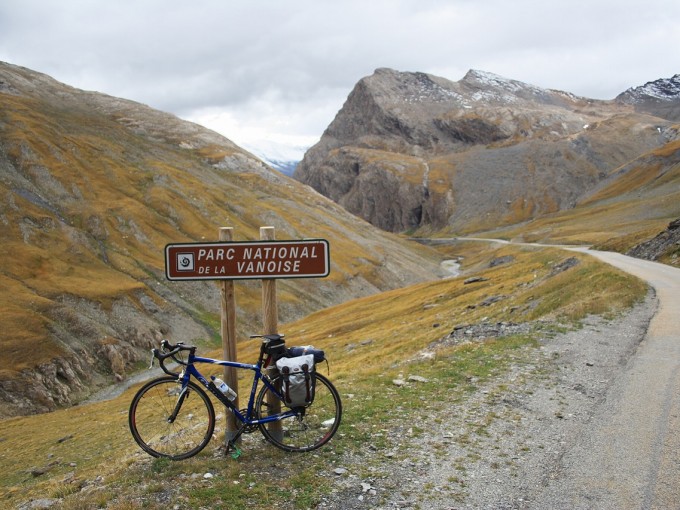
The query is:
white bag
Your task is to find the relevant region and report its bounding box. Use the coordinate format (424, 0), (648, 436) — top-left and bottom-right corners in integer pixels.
(275, 354), (315, 408)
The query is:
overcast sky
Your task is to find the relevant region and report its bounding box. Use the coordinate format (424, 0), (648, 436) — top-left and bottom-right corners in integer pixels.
(1, 0), (679, 160)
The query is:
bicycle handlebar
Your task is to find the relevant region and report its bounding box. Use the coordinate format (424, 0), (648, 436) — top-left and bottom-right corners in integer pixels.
(249, 333), (285, 341)
(152, 340), (194, 376)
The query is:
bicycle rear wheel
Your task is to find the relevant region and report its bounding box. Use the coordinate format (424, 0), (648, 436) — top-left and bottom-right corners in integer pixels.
(129, 376), (215, 460)
(256, 372), (342, 452)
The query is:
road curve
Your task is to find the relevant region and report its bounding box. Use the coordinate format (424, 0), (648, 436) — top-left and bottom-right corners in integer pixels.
(534, 248), (680, 509)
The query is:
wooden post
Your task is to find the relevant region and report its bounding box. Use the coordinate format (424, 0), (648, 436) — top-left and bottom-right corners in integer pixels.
(261, 226), (283, 441)
(219, 227), (239, 443)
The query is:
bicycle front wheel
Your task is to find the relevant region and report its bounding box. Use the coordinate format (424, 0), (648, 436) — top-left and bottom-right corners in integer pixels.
(129, 376), (215, 460)
(256, 372), (342, 452)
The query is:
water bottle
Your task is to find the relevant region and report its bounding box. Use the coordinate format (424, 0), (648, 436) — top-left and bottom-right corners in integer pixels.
(211, 375), (237, 401)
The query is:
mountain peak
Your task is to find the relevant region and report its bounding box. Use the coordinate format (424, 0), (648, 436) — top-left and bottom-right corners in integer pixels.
(462, 69), (517, 87)
(296, 66), (677, 234)
(617, 74), (680, 103)
(460, 69), (576, 106)
(615, 74), (680, 121)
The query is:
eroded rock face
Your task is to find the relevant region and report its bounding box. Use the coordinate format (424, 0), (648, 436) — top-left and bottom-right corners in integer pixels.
(0, 293), (178, 417)
(295, 68), (680, 233)
(0, 356), (89, 415)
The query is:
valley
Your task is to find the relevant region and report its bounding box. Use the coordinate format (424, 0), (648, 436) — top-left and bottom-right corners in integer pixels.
(295, 69), (680, 235)
(1, 61), (679, 508)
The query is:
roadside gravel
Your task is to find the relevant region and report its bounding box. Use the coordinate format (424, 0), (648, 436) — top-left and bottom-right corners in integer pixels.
(320, 292), (657, 509)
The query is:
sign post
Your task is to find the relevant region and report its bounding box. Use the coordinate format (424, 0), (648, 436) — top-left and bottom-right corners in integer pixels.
(219, 227), (239, 444)
(260, 227), (283, 441)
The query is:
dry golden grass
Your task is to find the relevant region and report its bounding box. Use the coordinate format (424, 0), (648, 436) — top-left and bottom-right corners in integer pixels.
(418, 132), (680, 244)
(0, 65), (672, 505)
(236, 242), (647, 382)
(0, 294), (59, 373)
(652, 139), (680, 158)
(426, 157), (455, 195)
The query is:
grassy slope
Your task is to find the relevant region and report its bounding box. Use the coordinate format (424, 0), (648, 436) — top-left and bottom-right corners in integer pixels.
(0, 68), (442, 403)
(473, 136), (680, 253)
(0, 242), (648, 508)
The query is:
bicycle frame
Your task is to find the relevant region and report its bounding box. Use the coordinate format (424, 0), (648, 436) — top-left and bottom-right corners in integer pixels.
(178, 351), (299, 426)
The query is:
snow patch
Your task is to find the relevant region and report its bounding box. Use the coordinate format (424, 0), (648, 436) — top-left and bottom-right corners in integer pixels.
(462, 69), (549, 105)
(620, 74), (680, 103)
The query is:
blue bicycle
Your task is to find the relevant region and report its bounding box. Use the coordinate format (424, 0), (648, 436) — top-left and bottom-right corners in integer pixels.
(128, 335), (342, 460)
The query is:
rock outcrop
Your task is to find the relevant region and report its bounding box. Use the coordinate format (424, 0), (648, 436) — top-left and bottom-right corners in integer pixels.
(616, 74), (680, 121)
(627, 218), (680, 266)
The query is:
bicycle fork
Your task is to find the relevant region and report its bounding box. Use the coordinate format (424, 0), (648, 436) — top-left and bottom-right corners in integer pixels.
(167, 387), (189, 424)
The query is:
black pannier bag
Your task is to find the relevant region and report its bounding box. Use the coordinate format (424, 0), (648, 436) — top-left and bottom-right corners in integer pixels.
(275, 354), (315, 408)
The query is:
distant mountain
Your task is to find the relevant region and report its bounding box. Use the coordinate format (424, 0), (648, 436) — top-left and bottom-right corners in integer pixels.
(266, 159), (299, 176)
(616, 74), (680, 121)
(0, 61), (442, 416)
(295, 68), (680, 233)
(243, 140), (307, 176)
(617, 74), (680, 103)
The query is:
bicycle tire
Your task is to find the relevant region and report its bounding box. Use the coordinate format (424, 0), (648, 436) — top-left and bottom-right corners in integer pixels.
(256, 372), (342, 452)
(129, 376), (215, 460)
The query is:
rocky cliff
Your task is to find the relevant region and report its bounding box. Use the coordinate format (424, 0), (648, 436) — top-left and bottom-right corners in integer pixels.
(295, 68), (679, 233)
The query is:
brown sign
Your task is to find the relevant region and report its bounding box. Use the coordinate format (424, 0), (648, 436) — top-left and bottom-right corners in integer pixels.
(165, 239), (330, 281)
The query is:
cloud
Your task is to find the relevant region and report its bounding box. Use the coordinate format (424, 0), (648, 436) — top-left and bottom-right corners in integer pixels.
(1, 0), (679, 155)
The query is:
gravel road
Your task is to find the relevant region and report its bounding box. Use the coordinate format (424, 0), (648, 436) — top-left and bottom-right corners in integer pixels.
(541, 248), (680, 510)
(322, 248), (680, 510)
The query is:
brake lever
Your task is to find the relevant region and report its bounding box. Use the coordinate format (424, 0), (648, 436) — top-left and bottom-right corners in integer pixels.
(149, 349), (156, 369)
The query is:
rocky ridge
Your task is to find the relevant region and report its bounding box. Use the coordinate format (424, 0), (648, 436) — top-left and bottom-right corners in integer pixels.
(616, 74), (680, 121)
(295, 68), (680, 233)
